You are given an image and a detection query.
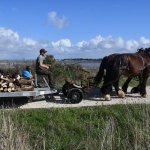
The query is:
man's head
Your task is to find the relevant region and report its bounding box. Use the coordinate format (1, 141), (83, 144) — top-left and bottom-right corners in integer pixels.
(40, 48), (47, 56)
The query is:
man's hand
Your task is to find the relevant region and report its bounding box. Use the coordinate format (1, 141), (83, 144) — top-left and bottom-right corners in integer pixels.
(47, 64), (52, 68)
(46, 65), (49, 69)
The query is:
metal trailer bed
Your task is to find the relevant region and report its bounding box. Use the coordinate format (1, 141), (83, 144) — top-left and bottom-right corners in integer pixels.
(0, 88), (56, 98)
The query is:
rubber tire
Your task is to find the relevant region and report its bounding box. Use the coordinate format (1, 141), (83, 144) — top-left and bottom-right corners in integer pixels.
(67, 89), (83, 104)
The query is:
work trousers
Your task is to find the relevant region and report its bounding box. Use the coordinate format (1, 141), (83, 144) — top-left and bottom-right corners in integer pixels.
(36, 69), (54, 88)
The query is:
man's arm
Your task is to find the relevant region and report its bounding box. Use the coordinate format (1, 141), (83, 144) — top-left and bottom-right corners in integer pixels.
(39, 60), (49, 69)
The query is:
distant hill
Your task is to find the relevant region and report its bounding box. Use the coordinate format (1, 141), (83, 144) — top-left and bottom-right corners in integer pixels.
(0, 59), (102, 70)
(60, 59), (102, 70)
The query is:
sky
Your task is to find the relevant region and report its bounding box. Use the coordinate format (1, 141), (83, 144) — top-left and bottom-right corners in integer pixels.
(0, 0), (150, 59)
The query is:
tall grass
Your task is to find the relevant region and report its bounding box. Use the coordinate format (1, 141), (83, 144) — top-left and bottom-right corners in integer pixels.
(0, 111), (31, 150)
(0, 104), (150, 150)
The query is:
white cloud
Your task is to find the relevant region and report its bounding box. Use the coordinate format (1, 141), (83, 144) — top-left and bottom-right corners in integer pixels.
(125, 40), (139, 51)
(139, 37), (150, 45)
(52, 39), (71, 48)
(23, 38), (37, 46)
(48, 11), (68, 29)
(0, 27), (19, 42)
(51, 39), (72, 52)
(77, 41), (88, 48)
(0, 27), (150, 59)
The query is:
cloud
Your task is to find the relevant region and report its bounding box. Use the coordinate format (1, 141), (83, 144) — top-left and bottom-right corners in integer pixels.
(1, 27), (150, 59)
(139, 37), (150, 45)
(0, 27), (19, 50)
(0, 27), (19, 42)
(48, 11), (68, 29)
(23, 38), (37, 46)
(51, 39), (72, 52)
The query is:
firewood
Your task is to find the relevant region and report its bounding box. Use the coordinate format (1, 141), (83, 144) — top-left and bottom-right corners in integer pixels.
(0, 75), (4, 79)
(8, 82), (15, 88)
(0, 87), (3, 91)
(7, 87), (12, 92)
(11, 87), (15, 92)
(1, 83), (8, 88)
(0, 74), (35, 92)
(18, 79), (33, 85)
(15, 85), (21, 91)
(0, 80), (3, 84)
(1, 77), (10, 81)
(3, 87), (8, 92)
(21, 85), (34, 91)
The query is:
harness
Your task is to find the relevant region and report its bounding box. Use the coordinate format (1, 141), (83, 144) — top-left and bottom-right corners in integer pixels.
(118, 56), (129, 70)
(136, 53), (145, 69)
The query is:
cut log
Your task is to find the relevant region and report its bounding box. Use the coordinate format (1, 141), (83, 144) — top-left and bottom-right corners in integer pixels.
(1, 77), (10, 81)
(3, 87), (8, 92)
(8, 82), (15, 88)
(7, 87), (12, 92)
(2, 83), (8, 88)
(0, 80), (4, 84)
(18, 79), (33, 85)
(0, 75), (4, 79)
(15, 85), (21, 92)
(0, 87), (3, 92)
(11, 87), (15, 92)
(21, 85), (34, 91)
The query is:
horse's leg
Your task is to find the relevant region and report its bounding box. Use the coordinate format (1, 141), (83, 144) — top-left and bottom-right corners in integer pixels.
(130, 75), (141, 93)
(140, 69), (149, 97)
(122, 77), (132, 93)
(113, 80), (125, 98)
(101, 80), (113, 95)
(101, 69), (120, 100)
(113, 80), (120, 94)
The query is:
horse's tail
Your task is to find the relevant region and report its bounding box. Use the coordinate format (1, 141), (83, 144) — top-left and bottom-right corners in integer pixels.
(94, 56), (108, 85)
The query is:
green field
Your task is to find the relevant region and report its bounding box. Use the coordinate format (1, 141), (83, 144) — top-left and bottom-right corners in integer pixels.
(0, 104), (150, 150)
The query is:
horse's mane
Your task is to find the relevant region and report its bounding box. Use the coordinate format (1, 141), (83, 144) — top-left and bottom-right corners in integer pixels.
(137, 47), (150, 55)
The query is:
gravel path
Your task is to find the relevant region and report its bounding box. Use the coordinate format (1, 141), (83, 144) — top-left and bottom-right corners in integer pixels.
(20, 87), (150, 109)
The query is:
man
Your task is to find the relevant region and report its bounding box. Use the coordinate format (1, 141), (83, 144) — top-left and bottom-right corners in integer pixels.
(36, 48), (55, 90)
(22, 65), (33, 79)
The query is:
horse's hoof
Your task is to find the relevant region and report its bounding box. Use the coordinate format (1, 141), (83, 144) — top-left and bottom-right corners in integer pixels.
(131, 87), (139, 93)
(118, 90), (125, 98)
(105, 94), (111, 101)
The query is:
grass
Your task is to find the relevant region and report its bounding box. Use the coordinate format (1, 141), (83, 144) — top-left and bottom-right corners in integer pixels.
(0, 111), (31, 150)
(0, 104), (150, 150)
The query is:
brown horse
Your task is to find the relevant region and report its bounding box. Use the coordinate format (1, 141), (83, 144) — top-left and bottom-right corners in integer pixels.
(94, 48), (150, 100)
(123, 65), (150, 94)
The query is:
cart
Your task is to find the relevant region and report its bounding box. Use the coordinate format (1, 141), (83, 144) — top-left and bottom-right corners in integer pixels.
(0, 74), (84, 104)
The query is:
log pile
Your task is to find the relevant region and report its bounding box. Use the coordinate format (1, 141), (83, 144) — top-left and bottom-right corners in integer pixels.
(0, 74), (34, 92)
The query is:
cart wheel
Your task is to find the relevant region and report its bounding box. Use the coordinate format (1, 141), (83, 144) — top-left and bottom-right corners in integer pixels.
(45, 94), (55, 102)
(62, 83), (68, 96)
(67, 89), (83, 103)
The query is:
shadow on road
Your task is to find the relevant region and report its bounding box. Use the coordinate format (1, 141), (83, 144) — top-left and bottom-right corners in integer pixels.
(0, 97), (29, 109)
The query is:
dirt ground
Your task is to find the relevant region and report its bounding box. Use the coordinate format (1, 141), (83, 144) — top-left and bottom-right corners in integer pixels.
(19, 87), (150, 109)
